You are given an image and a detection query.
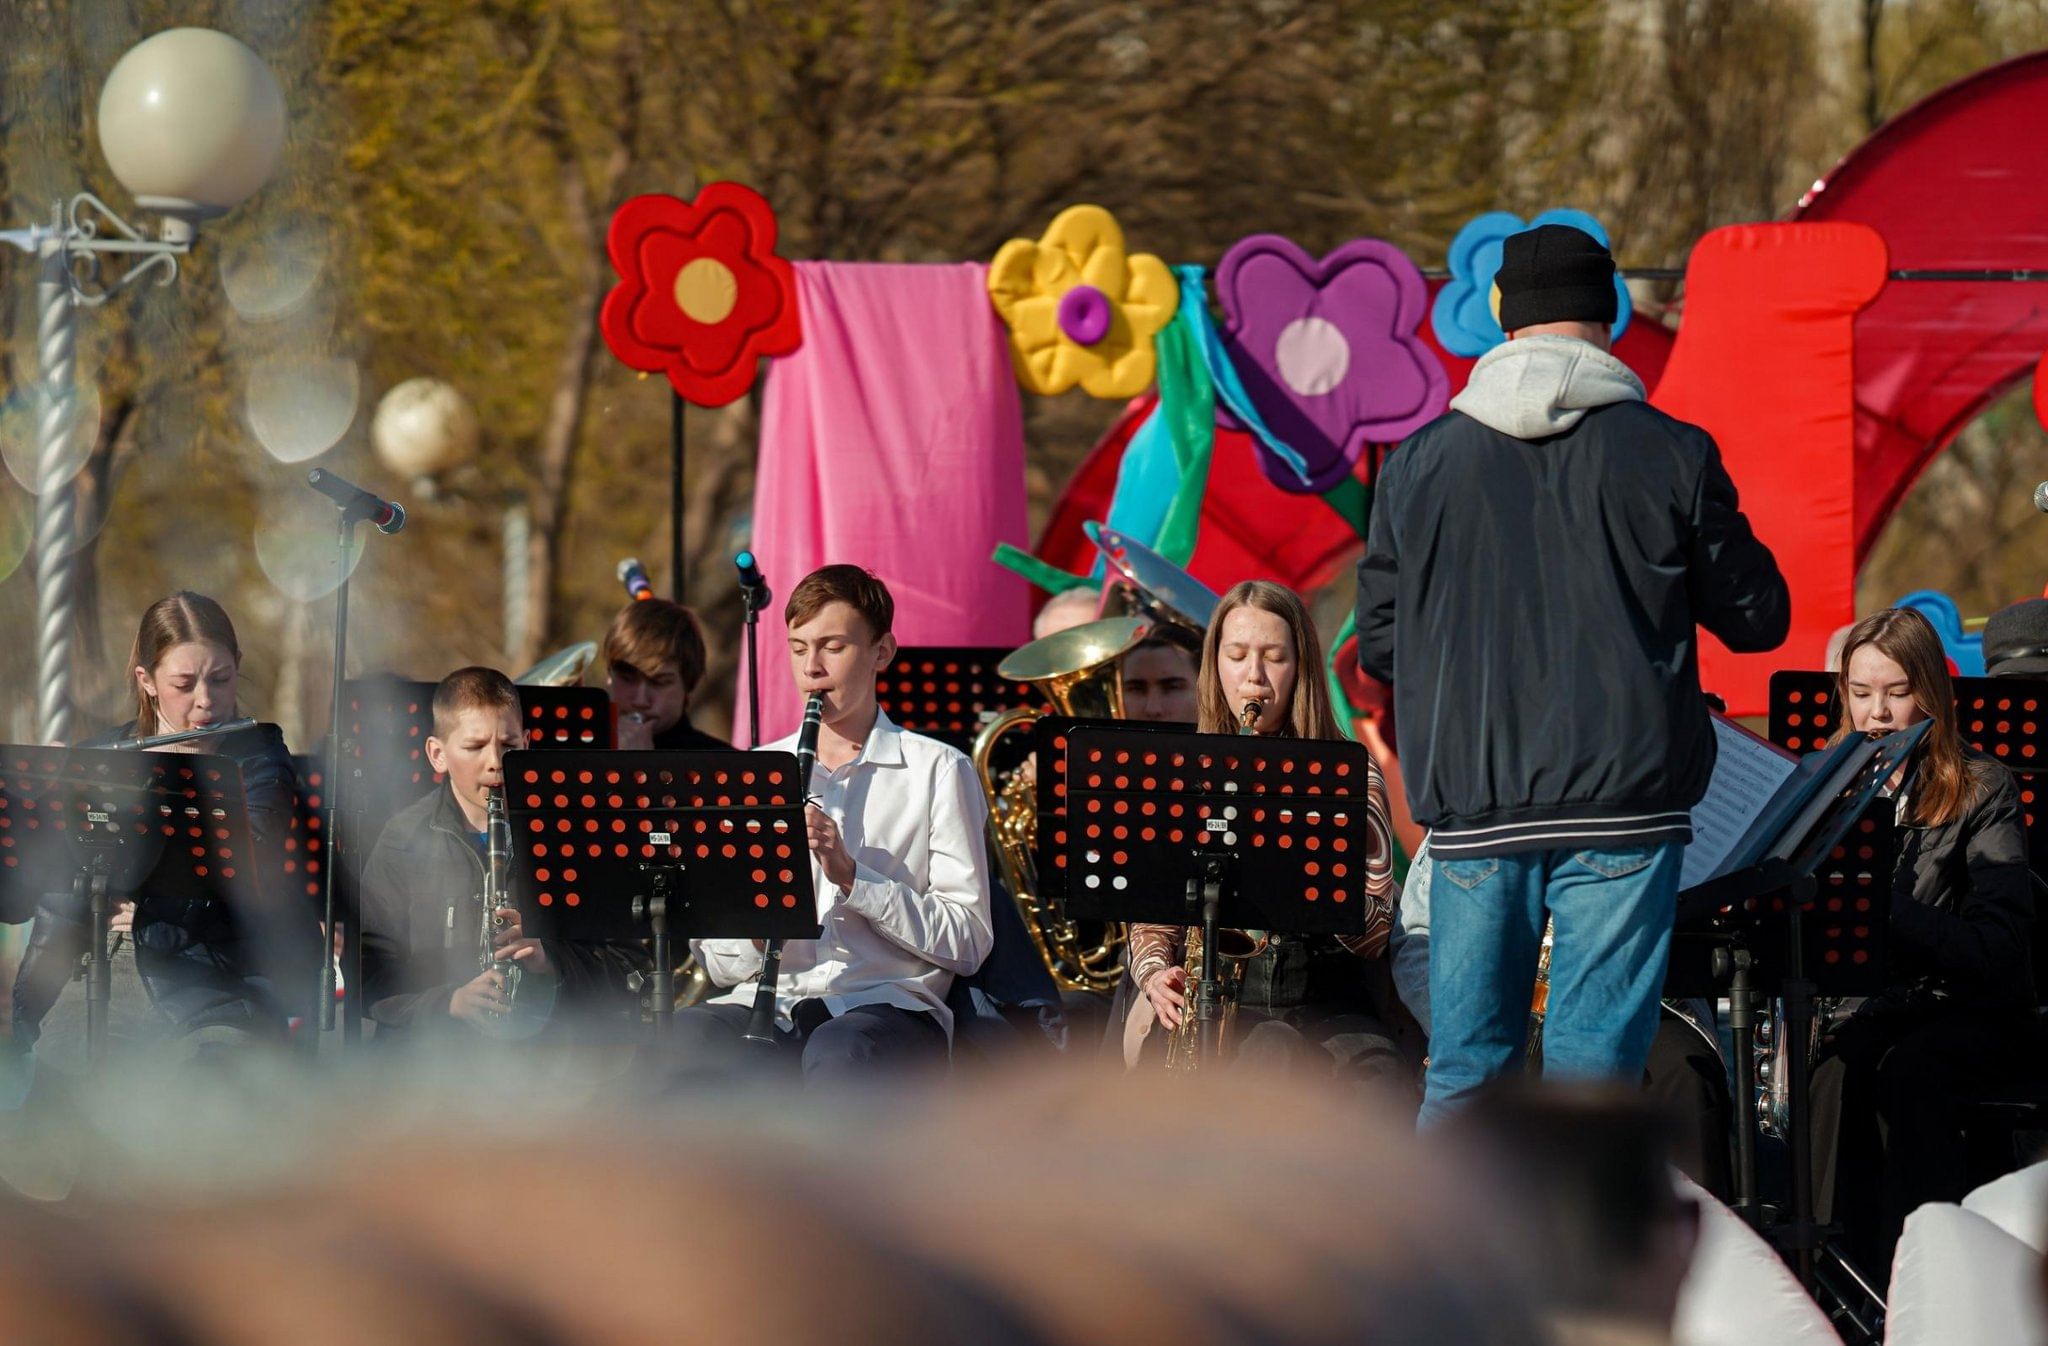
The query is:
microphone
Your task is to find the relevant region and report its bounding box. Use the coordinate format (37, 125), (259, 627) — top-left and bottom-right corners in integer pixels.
(743, 691), (824, 1049)
(307, 469), (406, 535)
(2034, 482), (2048, 514)
(735, 550), (771, 617)
(617, 557), (655, 603)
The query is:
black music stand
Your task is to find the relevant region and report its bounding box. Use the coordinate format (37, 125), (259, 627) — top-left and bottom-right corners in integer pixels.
(1672, 721), (1924, 1287)
(287, 755), (336, 1018)
(0, 745), (271, 1067)
(502, 749), (818, 1037)
(1031, 715), (1185, 913)
(876, 646), (1037, 752)
(328, 678), (613, 1039)
(1059, 725), (1375, 1066)
(1773, 669), (2048, 988)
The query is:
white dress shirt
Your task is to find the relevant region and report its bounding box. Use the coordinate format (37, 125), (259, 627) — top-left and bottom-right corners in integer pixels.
(693, 709), (993, 1037)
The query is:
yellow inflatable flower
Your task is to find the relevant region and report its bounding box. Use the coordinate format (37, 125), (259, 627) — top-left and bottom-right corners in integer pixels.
(988, 205), (1179, 398)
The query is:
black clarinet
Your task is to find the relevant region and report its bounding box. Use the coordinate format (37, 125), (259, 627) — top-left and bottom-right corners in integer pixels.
(742, 692), (823, 1048)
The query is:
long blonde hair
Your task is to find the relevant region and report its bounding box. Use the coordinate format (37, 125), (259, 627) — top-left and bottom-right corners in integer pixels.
(1196, 581), (1342, 741)
(1831, 607), (1972, 827)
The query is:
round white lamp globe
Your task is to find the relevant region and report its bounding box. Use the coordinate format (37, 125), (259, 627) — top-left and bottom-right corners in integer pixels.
(372, 378), (481, 482)
(96, 28), (286, 237)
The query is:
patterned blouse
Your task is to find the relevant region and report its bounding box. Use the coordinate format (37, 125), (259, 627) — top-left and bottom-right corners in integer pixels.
(1125, 750), (1398, 991)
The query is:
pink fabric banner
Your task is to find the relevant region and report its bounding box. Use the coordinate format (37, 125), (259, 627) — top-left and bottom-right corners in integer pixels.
(738, 261), (1033, 744)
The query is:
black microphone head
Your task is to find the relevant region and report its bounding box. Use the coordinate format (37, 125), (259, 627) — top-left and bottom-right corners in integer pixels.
(376, 500), (406, 535)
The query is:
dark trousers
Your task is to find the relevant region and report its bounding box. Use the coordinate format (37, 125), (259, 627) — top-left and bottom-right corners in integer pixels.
(1643, 1012), (1733, 1201)
(664, 1000), (947, 1087)
(1810, 1005), (2047, 1283)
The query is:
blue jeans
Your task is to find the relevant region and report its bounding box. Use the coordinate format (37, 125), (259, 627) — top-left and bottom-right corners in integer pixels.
(1418, 842), (1681, 1127)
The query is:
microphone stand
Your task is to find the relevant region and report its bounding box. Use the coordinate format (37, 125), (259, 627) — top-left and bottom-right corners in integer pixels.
(739, 565), (770, 749)
(315, 494), (393, 1045)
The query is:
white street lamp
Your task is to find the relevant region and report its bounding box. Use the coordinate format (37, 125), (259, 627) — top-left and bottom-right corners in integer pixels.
(2, 28), (285, 744)
(369, 378), (534, 663)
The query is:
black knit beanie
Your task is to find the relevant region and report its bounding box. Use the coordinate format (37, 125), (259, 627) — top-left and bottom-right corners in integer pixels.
(1495, 224), (1618, 332)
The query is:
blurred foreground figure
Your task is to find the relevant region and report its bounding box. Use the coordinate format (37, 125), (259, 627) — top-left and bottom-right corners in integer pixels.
(1444, 1083), (1701, 1346)
(8, 592), (312, 1076)
(0, 1059), (1544, 1345)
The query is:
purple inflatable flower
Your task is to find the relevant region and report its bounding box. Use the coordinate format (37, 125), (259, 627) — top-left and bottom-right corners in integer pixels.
(1215, 235), (1448, 493)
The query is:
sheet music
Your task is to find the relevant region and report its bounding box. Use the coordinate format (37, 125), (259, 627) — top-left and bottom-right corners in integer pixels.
(1679, 714), (1799, 890)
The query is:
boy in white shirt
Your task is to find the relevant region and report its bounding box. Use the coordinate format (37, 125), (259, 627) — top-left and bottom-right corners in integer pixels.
(677, 565), (994, 1083)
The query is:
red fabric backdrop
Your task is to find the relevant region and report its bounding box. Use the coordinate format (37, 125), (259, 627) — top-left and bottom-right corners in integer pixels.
(1651, 223), (1888, 713)
(1792, 50), (2048, 559)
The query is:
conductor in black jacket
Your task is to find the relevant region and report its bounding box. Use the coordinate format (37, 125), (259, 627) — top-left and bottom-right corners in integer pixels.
(359, 668), (648, 1039)
(1358, 224), (1790, 1125)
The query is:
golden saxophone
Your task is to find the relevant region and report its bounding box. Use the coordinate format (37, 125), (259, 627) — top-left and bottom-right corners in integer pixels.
(1162, 699), (1271, 1072)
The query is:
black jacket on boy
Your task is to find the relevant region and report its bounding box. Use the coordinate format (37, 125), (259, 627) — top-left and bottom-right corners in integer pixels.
(359, 784), (649, 1037)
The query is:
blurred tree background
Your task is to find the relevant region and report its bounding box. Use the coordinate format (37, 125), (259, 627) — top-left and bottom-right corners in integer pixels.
(1, 0), (2044, 746)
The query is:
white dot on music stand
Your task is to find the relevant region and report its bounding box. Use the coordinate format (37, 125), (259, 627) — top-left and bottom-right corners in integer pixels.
(1085, 875), (1101, 889)
(1112, 876), (1127, 890)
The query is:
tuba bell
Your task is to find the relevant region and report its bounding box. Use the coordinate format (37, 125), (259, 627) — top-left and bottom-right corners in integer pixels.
(973, 616), (1150, 994)
(515, 641), (599, 687)
(1088, 521), (1219, 641)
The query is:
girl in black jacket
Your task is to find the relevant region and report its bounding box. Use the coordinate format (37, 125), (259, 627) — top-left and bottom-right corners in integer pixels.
(10, 593), (313, 1071)
(1811, 607), (2044, 1282)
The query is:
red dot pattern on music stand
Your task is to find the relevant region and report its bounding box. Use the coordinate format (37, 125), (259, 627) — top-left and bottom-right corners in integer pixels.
(1769, 672), (1838, 755)
(1060, 728), (1377, 933)
(0, 753), (253, 892)
(517, 760), (806, 919)
(284, 759), (328, 899)
(875, 647), (1036, 743)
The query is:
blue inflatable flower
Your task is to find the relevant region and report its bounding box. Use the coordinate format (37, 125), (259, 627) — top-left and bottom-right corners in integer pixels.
(1430, 208), (1632, 357)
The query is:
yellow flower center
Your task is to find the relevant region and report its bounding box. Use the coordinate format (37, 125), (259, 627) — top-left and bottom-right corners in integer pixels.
(674, 257), (738, 325)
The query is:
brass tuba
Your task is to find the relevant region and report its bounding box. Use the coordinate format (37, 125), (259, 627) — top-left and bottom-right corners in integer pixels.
(973, 616), (1150, 993)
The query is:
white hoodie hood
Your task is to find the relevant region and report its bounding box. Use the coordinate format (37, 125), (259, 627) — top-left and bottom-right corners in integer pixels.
(1447, 333), (1645, 440)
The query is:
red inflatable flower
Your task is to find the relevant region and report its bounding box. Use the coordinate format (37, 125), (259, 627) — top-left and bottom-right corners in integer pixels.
(600, 183), (802, 406)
